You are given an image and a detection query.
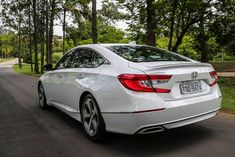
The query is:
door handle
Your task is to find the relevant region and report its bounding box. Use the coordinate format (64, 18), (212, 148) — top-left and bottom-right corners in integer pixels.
(57, 74), (63, 78)
(76, 74), (84, 79)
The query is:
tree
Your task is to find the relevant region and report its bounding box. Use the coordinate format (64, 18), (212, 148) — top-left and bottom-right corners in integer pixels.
(28, 0), (33, 72)
(168, 0), (178, 50)
(209, 0), (235, 55)
(0, 0), (29, 68)
(62, 0), (68, 54)
(48, 0), (56, 64)
(40, 0), (45, 72)
(32, 0), (39, 73)
(45, 0), (49, 63)
(92, 0), (97, 43)
(146, 0), (156, 46)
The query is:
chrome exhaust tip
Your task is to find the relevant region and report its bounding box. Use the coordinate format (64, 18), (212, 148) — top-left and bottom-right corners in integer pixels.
(138, 126), (165, 134)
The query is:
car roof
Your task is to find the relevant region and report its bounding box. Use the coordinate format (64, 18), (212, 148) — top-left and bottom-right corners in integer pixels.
(78, 43), (153, 49)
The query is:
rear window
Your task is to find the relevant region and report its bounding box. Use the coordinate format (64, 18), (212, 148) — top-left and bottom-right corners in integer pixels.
(106, 45), (189, 62)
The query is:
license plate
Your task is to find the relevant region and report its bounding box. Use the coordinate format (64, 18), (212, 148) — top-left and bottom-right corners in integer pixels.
(180, 80), (202, 95)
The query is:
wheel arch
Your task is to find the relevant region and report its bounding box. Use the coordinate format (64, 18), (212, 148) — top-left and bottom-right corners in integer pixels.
(38, 81), (42, 91)
(79, 91), (93, 113)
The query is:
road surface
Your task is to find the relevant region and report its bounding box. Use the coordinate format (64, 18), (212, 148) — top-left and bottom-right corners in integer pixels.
(0, 58), (18, 68)
(0, 65), (235, 157)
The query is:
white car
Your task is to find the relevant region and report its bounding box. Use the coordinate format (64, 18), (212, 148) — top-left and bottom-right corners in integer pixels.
(38, 44), (222, 141)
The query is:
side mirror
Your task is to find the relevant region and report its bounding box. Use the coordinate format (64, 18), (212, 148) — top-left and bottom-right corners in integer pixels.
(42, 64), (53, 72)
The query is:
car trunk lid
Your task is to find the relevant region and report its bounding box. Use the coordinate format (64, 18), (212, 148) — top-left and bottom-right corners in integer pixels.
(128, 61), (216, 101)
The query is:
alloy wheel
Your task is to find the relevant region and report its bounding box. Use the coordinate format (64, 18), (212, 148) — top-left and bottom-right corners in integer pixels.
(82, 98), (99, 137)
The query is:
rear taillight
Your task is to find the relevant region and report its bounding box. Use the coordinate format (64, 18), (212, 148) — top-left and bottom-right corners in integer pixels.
(118, 74), (172, 93)
(209, 71), (218, 87)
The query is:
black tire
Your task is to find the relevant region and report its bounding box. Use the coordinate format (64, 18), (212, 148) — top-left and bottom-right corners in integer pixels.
(38, 83), (49, 109)
(81, 94), (106, 142)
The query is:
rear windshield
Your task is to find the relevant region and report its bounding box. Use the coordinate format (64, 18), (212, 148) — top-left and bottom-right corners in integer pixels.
(106, 45), (189, 62)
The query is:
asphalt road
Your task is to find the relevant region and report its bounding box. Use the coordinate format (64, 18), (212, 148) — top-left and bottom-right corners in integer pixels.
(0, 67), (235, 157)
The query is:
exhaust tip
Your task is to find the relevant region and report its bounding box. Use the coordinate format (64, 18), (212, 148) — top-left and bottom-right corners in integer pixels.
(138, 126), (165, 134)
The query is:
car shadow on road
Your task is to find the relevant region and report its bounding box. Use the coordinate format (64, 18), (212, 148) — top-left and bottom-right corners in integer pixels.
(103, 125), (214, 156)
(47, 106), (215, 157)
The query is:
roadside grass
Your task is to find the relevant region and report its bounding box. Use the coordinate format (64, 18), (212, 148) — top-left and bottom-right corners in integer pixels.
(13, 52), (63, 77)
(0, 58), (15, 63)
(218, 77), (235, 114)
(13, 64), (42, 77)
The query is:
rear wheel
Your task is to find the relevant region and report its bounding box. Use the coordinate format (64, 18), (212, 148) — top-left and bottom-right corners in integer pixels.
(81, 94), (106, 141)
(38, 83), (48, 109)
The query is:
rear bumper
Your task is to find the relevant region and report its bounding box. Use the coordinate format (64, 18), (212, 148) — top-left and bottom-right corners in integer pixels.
(102, 96), (221, 134)
(136, 109), (219, 134)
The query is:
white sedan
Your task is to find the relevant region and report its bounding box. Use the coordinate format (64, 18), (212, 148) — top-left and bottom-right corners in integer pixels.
(38, 44), (221, 141)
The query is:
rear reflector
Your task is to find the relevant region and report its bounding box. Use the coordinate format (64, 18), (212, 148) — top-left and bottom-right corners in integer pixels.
(133, 108), (165, 114)
(118, 74), (171, 93)
(209, 71), (218, 87)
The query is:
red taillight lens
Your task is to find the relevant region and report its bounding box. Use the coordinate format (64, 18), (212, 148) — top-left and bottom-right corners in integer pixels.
(209, 71), (218, 87)
(118, 74), (172, 93)
(118, 74), (154, 92)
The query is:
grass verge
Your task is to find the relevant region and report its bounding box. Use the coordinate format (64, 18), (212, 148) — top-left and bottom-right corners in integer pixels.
(13, 64), (42, 77)
(218, 77), (235, 114)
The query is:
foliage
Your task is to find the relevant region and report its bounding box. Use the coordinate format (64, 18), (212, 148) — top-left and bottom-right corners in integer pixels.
(1, 0), (235, 75)
(177, 35), (198, 60)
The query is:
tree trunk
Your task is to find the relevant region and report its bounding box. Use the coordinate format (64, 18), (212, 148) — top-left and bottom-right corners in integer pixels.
(168, 0), (178, 50)
(18, 20), (22, 69)
(62, 6), (66, 54)
(45, 0), (49, 63)
(146, 0), (156, 46)
(28, 0), (33, 72)
(33, 0), (39, 74)
(199, 14), (208, 62)
(41, 0), (45, 73)
(48, 0), (56, 64)
(92, 0), (98, 43)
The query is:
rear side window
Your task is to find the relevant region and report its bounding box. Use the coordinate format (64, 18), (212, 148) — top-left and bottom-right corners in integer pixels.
(92, 52), (106, 67)
(106, 45), (188, 62)
(70, 49), (93, 68)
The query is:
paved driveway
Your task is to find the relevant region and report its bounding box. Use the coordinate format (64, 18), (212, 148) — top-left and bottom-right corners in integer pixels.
(0, 67), (235, 157)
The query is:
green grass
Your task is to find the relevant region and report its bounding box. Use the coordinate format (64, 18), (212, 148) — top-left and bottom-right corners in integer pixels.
(0, 58), (14, 63)
(13, 64), (42, 77)
(13, 52), (63, 77)
(218, 77), (235, 114)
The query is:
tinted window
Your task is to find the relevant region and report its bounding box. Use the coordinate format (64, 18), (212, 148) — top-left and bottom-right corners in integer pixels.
(55, 51), (73, 69)
(92, 52), (106, 67)
(106, 45), (188, 62)
(70, 49), (93, 68)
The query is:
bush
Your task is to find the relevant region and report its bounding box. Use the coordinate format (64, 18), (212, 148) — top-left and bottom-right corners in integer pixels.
(52, 54), (61, 64)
